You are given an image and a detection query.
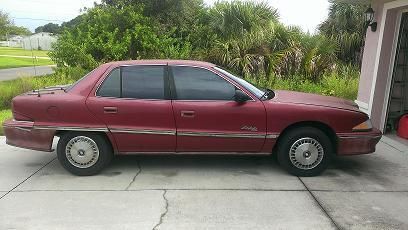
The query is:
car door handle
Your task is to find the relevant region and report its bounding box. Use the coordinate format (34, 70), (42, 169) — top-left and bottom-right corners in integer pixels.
(181, 111), (195, 118)
(104, 106), (118, 114)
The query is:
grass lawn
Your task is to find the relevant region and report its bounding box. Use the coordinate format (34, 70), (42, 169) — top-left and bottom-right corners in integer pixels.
(0, 56), (54, 69)
(0, 47), (49, 57)
(0, 109), (12, 136)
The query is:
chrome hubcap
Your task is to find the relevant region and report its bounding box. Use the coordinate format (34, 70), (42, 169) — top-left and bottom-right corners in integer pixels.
(65, 136), (99, 168)
(289, 137), (324, 170)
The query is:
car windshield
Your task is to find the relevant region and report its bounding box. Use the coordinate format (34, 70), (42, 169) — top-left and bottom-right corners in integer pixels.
(214, 67), (267, 99)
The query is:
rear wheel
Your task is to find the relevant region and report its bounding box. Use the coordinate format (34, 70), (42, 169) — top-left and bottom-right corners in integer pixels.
(57, 132), (113, 176)
(277, 127), (332, 177)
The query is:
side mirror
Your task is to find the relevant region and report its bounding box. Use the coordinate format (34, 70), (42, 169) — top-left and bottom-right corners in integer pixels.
(234, 89), (251, 103)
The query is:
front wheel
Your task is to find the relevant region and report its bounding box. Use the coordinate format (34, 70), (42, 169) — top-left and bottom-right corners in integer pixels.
(57, 132), (113, 176)
(277, 127), (332, 177)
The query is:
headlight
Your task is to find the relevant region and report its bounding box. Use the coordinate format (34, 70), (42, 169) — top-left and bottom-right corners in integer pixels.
(352, 119), (373, 132)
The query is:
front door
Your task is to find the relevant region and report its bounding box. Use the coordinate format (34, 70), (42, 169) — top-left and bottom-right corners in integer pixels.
(170, 65), (266, 152)
(86, 65), (176, 153)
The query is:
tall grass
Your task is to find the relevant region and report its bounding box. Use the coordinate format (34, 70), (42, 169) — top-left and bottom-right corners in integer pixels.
(244, 64), (359, 100)
(0, 109), (12, 136)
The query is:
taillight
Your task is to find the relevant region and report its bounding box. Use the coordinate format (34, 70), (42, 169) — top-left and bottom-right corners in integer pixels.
(13, 112), (33, 121)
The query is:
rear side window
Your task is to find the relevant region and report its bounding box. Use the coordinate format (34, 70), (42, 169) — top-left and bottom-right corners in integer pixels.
(172, 66), (235, 100)
(122, 66), (165, 99)
(96, 66), (165, 99)
(96, 68), (120, 97)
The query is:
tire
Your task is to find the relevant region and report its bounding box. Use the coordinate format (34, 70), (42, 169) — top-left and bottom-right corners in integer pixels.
(57, 132), (113, 176)
(277, 127), (333, 177)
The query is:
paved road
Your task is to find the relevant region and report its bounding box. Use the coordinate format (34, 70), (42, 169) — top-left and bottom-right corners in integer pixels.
(0, 136), (407, 229)
(0, 54), (51, 59)
(0, 65), (55, 81)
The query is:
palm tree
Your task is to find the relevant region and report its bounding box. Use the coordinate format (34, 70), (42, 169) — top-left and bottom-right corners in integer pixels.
(208, 1), (279, 40)
(319, 0), (367, 65)
(206, 1), (339, 82)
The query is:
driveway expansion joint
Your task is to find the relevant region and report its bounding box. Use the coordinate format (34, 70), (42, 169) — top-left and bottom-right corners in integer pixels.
(125, 160), (142, 190)
(298, 177), (341, 230)
(380, 140), (404, 153)
(152, 190), (169, 230)
(0, 157), (56, 200)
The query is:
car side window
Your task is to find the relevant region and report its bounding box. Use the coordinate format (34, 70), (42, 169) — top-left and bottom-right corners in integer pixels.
(172, 66), (236, 100)
(96, 66), (165, 99)
(122, 66), (165, 99)
(96, 68), (120, 98)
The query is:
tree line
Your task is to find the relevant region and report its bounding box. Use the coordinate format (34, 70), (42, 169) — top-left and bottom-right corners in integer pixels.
(47, 0), (367, 83)
(0, 11), (31, 39)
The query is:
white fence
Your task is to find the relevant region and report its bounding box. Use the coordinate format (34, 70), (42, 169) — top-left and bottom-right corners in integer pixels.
(22, 34), (57, 51)
(0, 41), (23, 48)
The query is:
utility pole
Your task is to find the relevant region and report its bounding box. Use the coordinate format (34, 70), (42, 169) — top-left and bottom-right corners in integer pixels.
(29, 37), (37, 76)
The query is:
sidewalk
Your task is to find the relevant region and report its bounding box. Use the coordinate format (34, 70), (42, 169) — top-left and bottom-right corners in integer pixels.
(0, 54), (51, 59)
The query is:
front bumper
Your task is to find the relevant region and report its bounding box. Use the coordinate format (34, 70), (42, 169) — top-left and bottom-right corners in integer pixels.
(3, 119), (55, 152)
(337, 128), (382, 155)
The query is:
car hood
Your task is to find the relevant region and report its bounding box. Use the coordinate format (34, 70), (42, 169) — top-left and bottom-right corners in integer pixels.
(272, 90), (361, 112)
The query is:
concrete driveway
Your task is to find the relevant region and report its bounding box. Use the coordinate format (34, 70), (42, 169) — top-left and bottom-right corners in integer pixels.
(0, 136), (407, 230)
(0, 65), (55, 81)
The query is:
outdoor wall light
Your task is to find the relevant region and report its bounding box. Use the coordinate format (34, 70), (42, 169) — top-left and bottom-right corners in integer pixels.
(365, 7), (377, 32)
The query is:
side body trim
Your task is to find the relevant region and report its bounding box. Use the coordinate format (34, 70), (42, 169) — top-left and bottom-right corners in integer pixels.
(34, 126), (108, 132)
(178, 131), (278, 139)
(13, 124), (280, 139)
(337, 134), (382, 139)
(110, 128), (176, 135)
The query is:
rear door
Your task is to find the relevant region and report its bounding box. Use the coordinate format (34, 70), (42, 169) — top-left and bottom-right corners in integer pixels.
(170, 65), (267, 152)
(86, 65), (176, 153)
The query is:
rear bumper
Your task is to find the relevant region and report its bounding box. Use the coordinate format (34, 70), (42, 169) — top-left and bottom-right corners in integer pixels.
(3, 119), (55, 152)
(337, 128), (382, 155)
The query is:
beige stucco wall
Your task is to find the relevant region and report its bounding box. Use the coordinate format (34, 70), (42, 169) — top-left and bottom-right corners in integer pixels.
(357, 1), (385, 106)
(370, 8), (399, 128)
(357, 0), (408, 130)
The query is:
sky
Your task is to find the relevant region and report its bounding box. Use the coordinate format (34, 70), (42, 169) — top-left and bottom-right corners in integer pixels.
(1, 0), (330, 33)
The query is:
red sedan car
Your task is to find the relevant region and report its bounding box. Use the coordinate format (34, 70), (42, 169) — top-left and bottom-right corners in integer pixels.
(3, 60), (382, 176)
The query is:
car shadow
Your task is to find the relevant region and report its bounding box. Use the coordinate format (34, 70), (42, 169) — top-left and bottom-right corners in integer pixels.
(109, 154), (279, 172)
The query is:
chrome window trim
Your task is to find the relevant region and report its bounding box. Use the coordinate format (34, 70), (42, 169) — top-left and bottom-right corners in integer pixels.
(169, 64), (257, 102)
(119, 64), (168, 67)
(94, 96), (170, 102)
(93, 63), (257, 102)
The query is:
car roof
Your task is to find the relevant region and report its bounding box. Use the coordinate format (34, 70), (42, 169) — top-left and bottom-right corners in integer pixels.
(107, 59), (216, 68)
